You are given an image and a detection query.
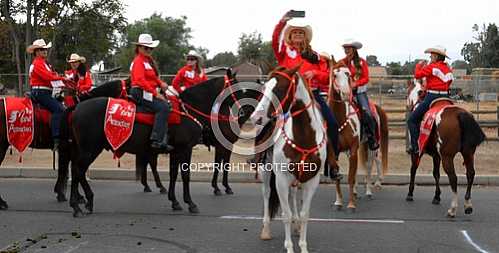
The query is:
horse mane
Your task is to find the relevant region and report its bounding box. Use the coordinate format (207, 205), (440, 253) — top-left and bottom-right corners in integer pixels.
(179, 77), (224, 104)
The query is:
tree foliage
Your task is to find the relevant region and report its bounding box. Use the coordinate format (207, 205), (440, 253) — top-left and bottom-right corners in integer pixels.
(206, 51), (238, 67)
(461, 23), (499, 69)
(366, 55), (381, 67)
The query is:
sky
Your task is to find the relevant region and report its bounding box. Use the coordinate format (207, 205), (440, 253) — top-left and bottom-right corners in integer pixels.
(123, 0), (499, 64)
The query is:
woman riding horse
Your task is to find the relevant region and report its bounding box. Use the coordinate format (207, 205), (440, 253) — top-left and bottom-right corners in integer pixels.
(269, 10), (340, 176)
(172, 50), (207, 93)
(27, 39), (68, 151)
(407, 46), (452, 155)
(130, 33), (173, 152)
(65, 53), (93, 94)
(338, 39), (378, 151)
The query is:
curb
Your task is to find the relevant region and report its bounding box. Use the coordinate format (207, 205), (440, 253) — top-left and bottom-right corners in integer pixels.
(1, 167), (499, 185)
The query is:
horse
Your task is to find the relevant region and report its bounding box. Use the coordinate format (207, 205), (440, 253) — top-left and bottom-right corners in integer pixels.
(327, 65), (389, 211)
(250, 65), (335, 253)
(135, 72), (260, 196)
(0, 79), (126, 210)
(405, 79), (486, 217)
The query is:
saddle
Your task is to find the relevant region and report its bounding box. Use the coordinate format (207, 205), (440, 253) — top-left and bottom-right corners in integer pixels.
(351, 99), (381, 142)
(417, 98), (455, 155)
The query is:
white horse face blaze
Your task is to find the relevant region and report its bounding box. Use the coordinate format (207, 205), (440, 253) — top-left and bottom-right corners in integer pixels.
(334, 67), (352, 101)
(250, 78), (277, 127)
(407, 79), (422, 109)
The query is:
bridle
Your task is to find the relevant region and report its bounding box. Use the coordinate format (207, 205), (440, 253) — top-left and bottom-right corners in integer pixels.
(270, 71), (314, 118)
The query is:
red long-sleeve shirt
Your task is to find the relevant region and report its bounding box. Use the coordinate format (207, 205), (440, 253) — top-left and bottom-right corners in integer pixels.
(414, 61), (453, 91)
(130, 53), (162, 96)
(29, 56), (64, 88)
(64, 69), (93, 93)
(340, 57), (369, 88)
(172, 65), (207, 93)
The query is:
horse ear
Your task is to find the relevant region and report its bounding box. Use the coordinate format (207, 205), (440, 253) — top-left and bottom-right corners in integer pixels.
(330, 54), (337, 66)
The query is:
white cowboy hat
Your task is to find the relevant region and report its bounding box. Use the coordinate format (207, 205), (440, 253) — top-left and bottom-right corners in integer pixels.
(342, 39), (363, 50)
(26, 39), (52, 53)
(186, 50), (203, 61)
(132, 34), (160, 48)
(424, 45), (450, 58)
(67, 53), (86, 63)
(283, 19), (313, 45)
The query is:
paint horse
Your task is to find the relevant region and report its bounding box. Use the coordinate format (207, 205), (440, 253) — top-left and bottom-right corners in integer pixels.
(328, 66), (389, 211)
(406, 79), (485, 217)
(250, 65), (335, 253)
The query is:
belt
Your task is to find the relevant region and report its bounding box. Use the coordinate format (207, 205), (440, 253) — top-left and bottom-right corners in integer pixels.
(427, 90), (448, 95)
(31, 86), (52, 91)
(356, 85), (368, 93)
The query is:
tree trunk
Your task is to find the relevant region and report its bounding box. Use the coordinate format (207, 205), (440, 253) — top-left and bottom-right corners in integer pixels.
(2, 0), (24, 96)
(25, 0), (33, 90)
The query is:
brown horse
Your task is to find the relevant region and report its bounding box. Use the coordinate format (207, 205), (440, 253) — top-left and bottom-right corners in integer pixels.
(406, 85), (486, 217)
(328, 66), (389, 211)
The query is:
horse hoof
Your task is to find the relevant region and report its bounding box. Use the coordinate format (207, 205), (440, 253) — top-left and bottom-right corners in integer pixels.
(260, 233), (272, 241)
(367, 194), (373, 200)
(144, 186), (152, 193)
(213, 189), (222, 196)
(159, 188), (167, 194)
(77, 196), (86, 205)
(172, 202), (183, 211)
(406, 195), (414, 202)
(225, 188), (234, 195)
(0, 201), (8, 210)
(85, 203), (93, 214)
(57, 194), (67, 202)
(447, 210), (456, 218)
(465, 207), (473, 215)
(73, 209), (84, 218)
(334, 205), (343, 211)
(432, 198), (440, 205)
(188, 205), (199, 214)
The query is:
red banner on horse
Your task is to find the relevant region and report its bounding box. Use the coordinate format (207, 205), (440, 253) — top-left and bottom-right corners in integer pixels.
(418, 100), (455, 155)
(3, 97), (34, 153)
(104, 98), (136, 150)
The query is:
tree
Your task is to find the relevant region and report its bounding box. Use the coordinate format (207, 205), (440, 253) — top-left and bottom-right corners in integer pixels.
(206, 51), (237, 67)
(116, 13), (193, 74)
(366, 55), (381, 67)
(385, 62), (403, 75)
(461, 23), (499, 69)
(237, 32), (263, 64)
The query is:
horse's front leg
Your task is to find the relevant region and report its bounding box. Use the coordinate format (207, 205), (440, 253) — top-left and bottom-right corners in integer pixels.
(406, 153), (419, 201)
(149, 154), (167, 194)
(168, 152), (182, 211)
(347, 150), (358, 211)
(432, 154), (442, 205)
(298, 175), (320, 253)
(179, 149), (198, 213)
(54, 147), (70, 202)
(260, 169), (273, 240)
(275, 173), (294, 253)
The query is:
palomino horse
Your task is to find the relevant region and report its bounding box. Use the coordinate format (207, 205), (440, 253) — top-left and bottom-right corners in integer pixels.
(405, 80), (486, 217)
(250, 66), (334, 253)
(0, 79), (126, 210)
(136, 71), (259, 196)
(328, 66), (389, 211)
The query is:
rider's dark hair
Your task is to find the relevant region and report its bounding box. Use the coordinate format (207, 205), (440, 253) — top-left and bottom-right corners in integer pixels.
(352, 49), (362, 80)
(436, 54), (446, 62)
(77, 63), (87, 77)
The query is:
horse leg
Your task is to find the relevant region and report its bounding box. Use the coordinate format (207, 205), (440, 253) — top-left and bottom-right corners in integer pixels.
(168, 151), (182, 211)
(211, 148), (223, 196)
(463, 150), (476, 215)
(220, 148), (233, 195)
(179, 149), (198, 213)
(260, 169), (272, 240)
(275, 174), (294, 253)
(150, 154), (167, 194)
(136, 154), (151, 192)
(54, 147), (70, 202)
(69, 162), (84, 217)
(442, 155), (458, 218)
(365, 149), (374, 199)
(406, 154), (419, 201)
(374, 150), (383, 190)
(0, 143), (9, 209)
(298, 175), (320, 253)
(431, 154), (442, 205)
(334, 179), (343, 210)
(77, 150), (100, 215)
(290, 186), (300, 236)
(347, 151), (358, 211)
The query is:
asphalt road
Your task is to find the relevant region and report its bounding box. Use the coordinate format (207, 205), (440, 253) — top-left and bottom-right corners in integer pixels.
(0, 178), (498, 253)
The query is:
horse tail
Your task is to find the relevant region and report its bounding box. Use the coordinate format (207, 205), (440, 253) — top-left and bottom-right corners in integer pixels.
(458, 111), (486, 150)
(269, 170), (280, 219)
(378, 107), (389, 175)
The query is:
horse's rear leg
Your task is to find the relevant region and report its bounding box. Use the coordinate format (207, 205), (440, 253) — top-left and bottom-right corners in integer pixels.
(406, 154), (419, 201)
(149, 154), (167, 194)
(442, 155), (458, 218)
(462, 150), (476, 215)
(431, 154), (442, 205)
(365, 149), (375, 199)
(55, 147), (71, 202)
(0, 143), (9, 209)
(168, 152), (182, 211)
(71, 149), (100, 217)
(179, 149), (198, 213)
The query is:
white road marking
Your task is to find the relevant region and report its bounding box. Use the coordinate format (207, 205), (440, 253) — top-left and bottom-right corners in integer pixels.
(461, 230), (490, 253)
(220, 215), (404, 224)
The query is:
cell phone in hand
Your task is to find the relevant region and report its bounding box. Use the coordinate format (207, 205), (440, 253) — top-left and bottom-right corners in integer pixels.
(288, 10), (305, 18)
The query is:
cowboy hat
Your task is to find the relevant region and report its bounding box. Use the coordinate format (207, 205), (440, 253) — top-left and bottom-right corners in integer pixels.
(26, 39), (52, 53)
(67, 53), (86, 63)
(342, 39), (363, 50)
(186, 50), (203, 61)
(132, 34), (160, 48)
(424, 45), (450, 58)
(283, 19), (313, 45)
